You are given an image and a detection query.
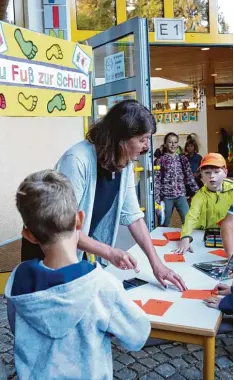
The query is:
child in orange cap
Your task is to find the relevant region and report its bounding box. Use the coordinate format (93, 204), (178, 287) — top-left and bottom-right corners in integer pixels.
(176, 153), (233, 253)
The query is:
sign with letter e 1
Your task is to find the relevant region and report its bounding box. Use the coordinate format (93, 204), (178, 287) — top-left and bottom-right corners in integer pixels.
(154, 18), (185, 41)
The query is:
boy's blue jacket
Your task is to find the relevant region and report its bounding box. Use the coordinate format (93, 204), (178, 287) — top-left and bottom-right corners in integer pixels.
(5, 261), (150, 380)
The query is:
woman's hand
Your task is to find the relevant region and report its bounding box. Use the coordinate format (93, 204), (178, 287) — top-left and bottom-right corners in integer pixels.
(108, 248), (140, 272)
(204, 296), (221, 309)
(153, 263), (187, 292)
(175, 238), (193, 254)
(214, 283), (231, 296)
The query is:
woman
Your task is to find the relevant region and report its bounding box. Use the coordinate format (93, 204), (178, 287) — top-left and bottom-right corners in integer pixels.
(21, 100), (185, 291)
(218, 128), (229, 159)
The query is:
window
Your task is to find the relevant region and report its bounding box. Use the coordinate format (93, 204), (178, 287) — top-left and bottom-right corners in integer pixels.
(93, 35), (135, 86)
(126, 0), (164, 32)
(218, 0), (233, 34)
(0, 0), (15, 24)
(215, 86), (233, 108)
(76, 0), (116, 31)
(174, 0), (209, 33)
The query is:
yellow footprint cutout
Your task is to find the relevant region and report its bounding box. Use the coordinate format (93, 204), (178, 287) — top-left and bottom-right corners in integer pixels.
(46, 44), (63, 61)
(18, 92), (38, 112)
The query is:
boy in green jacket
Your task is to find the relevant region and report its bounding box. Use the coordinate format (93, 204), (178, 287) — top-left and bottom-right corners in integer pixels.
(176, 153), (233, 253)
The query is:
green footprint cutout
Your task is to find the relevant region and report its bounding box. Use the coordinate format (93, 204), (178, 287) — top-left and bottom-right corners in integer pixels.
(14, 29), (38, 60)
(47, 94), (66, 114)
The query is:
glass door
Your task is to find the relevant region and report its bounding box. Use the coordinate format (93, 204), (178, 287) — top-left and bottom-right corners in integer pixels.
(86, 17), (155, 232)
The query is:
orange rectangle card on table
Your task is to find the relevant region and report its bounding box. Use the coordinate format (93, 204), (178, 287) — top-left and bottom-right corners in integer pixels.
(163, 231), (181, 241)
(208, 249), (227, 258)
(164, 254), (185, 263)
(182, 289), (218, 300)
(152, 239), (169, 247)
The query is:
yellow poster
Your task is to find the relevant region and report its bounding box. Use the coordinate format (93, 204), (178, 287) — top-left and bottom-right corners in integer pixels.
(0, 22), (92, 117)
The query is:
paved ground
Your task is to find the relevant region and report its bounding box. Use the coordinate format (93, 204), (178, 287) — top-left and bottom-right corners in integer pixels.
(0, 296), (232, 380)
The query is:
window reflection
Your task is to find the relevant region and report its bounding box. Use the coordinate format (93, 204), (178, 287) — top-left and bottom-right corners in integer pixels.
(93, 35), (135, 86)
(126, 0), (164, 32)
(218, 0), (233, 34)
(174, 0), (209, 33)
(76, 0), (116, 31)
(0, 0), (15, 24)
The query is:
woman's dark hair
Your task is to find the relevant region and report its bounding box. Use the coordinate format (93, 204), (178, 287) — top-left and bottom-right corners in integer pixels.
(219, 128), (229, 143)
(87, 99), (156, 171)
(184, 139), (199, 153)
(218, 128), (229, 159)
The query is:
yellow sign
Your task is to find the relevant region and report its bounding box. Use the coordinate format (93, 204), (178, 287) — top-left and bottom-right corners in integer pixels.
(0, 22), (92, 116)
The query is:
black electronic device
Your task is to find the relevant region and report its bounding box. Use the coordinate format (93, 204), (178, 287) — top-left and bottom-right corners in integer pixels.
(123, 278), (148, 290)
(193, 256), (233, 280)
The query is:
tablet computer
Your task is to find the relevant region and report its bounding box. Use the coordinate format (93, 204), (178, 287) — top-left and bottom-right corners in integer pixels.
(193, 256), (233, 281)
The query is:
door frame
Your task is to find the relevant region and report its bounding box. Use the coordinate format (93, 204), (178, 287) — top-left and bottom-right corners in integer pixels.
(86, 17), (155, 231)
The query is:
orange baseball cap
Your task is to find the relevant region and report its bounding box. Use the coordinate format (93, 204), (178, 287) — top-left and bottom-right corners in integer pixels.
(199, 153), (226, 169)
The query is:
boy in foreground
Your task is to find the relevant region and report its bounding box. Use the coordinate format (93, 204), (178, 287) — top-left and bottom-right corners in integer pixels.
(5, 170), (150, 380)
(176, 153), (233, 253)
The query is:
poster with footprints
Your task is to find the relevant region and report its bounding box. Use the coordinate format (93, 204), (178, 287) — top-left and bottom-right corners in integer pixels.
(0, 22), (92, 116)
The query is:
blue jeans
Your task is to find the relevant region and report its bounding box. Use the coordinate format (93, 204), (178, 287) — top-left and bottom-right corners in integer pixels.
(163, 196), (189, 227)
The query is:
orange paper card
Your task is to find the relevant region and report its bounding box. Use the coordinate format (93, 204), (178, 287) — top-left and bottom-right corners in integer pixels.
(208, 249), (227, 258)
(182, 289), (218, 300)
(163, 231), (181, 241)
(134, 299), (173, 316)
(152, 239), (169, 247)
(164, 254), (185, 263)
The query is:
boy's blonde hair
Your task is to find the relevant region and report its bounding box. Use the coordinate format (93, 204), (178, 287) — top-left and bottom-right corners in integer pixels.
(16, 170), (77, 245)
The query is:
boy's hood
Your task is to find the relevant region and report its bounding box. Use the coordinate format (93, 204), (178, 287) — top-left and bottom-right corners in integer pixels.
(5, 262), (111, 339)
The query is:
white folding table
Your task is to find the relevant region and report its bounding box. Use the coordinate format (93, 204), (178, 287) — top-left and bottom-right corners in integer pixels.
(106, 227), (232, 380)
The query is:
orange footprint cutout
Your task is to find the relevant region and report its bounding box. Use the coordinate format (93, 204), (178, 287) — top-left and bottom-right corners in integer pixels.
(134, 299), (173, 316)
(0, 94), (6, 109)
